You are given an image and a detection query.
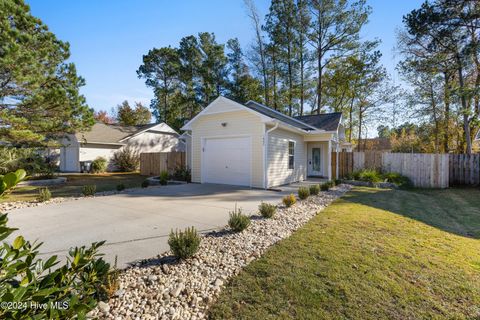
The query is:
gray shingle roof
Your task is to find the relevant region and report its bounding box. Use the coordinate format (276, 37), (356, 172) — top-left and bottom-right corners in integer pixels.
(244, 101), (315, 130)
(244, 100), (341, 132)
(75, 122), (158, 144)
(294, 113), (342, 131)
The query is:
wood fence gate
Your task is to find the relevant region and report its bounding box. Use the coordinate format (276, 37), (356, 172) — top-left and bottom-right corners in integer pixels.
(140, 152), (185, 176)
(332, 151), (354, 179)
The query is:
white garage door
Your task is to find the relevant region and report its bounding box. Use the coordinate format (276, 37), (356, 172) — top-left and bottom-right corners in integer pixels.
(203, 137), (251, 186)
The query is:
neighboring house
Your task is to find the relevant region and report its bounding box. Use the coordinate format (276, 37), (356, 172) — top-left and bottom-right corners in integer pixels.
(181, 96), (350, 188)
(60, 122), (183, 172)
(358, 137), (392, 152)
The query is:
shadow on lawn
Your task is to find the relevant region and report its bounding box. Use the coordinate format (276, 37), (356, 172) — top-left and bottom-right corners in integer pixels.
(341, 186), (480, 239)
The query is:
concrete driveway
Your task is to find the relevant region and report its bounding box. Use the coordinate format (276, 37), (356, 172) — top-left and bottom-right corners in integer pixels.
(7, 183), (292, 268)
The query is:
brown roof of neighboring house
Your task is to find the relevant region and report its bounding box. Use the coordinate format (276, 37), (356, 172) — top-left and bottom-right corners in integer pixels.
(361, 137), (392, 151)
(75, 122), (159, 144)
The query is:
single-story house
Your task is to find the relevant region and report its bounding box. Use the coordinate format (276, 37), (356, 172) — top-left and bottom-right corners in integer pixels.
(181, 96), (350, 188)
(60, 122), (183, 172)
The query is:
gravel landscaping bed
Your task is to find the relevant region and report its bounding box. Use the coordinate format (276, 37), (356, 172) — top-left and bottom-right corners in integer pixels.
(90, 184), (351, 320)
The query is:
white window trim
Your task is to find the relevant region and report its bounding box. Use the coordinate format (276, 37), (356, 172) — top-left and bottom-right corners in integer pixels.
(288, 140), (295, 170)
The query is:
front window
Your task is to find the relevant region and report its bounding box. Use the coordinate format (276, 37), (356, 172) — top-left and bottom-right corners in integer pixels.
(288, 141), (295, 169)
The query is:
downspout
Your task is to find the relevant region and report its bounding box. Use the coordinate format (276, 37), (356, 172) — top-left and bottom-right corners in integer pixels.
(264, 121), (279, 189)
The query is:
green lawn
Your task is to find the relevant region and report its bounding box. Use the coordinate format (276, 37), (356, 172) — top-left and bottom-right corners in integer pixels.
(209, 187), (480, 319)
(1, 172), (146, 203)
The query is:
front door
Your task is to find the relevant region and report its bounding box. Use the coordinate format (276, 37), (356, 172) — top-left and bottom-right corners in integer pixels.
(311, 147), (322, 176)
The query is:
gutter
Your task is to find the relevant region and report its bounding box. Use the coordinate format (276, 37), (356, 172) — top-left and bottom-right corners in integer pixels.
(263, 121), (279, 189)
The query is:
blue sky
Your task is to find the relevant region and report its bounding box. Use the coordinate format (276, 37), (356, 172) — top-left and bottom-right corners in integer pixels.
(27, 0), (423, 113)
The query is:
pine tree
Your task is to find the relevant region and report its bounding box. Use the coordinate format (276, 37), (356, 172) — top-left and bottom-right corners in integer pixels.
(0, 0), (94, 146)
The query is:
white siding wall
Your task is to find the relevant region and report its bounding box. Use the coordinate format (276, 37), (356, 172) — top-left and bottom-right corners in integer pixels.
(78, 144), (120, 171)
(63, 131), (182, 172)
(267, 127), (306, 187)
(128, 132), (183, 153)
(191, 110), (265, 188)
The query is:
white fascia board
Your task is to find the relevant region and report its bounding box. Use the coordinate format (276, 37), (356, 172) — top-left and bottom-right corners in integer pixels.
(80, 141), (126, 146)
(274, 122), (310, 134)
(181, 96), (273, 130)
(245, 100), (318, 131)
(119, 122), (178, 142)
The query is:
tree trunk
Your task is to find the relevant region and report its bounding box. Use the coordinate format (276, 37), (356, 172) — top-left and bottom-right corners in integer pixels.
(443, 71), (450, 152)
(287, 41), (293, 116)
(456, 53), (472, 154)
(163, 77), (168, 123)
(299, 47), (304, 115)
(316, 46), (322, 114)
(357, 107), (363, 152)
(272, 48), (278, 110)
(349, 95), (355, 142)
(429, 81), (439, 153)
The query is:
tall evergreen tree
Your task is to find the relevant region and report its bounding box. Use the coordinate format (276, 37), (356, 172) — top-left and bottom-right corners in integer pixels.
(402, 0), (480, 153)
(265, 0), (298, 116)
(178, 35), (202, 118)
(198, 32), (228, 105)
(307, 0), (370, 114)
(0, 0), (93, 146)
(137, 47), (180, 123)
(226, 38), (262, 103)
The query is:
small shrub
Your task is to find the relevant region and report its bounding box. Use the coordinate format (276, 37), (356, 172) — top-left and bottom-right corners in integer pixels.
(334, 179), (342, 186)
(98, 256), (120, 300)
(141, 180), (150, 188)
(168, 227), (201, 259)
(282, 194), (296, 207)
(82, 184), (96, 196)
(382, 172), (413, 188)
(351, 170), (362, 180)
(298, 186), (310, 200)
(112, 146), (139, 172)
(258, 202), (276, 218)
(37, 187), (51, 202)
(91, 157), (107, 173)
(309, 184), (320, 195)
(358, 169), (382, 183)
(228, 206), (250, 232)
(0, 213), (110, 319)
(320, 182), (330, 191)
(159, 170), (169, 185)
(172, 166), (191, 182)
(0, 169), (26, 197)
(116, 183), (125, 191)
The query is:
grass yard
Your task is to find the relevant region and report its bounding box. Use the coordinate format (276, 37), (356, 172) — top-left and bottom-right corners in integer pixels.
(209, 187), (480, 319)
(1, 172), (146, 203)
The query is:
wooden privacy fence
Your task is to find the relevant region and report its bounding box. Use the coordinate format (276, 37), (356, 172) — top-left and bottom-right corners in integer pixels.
(335, 151), (451, 188)
(382, 153), (449, 188)
(449, 154), (480, 186)
(332, 151), (353, 180)
(140, 152), (185, 176)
